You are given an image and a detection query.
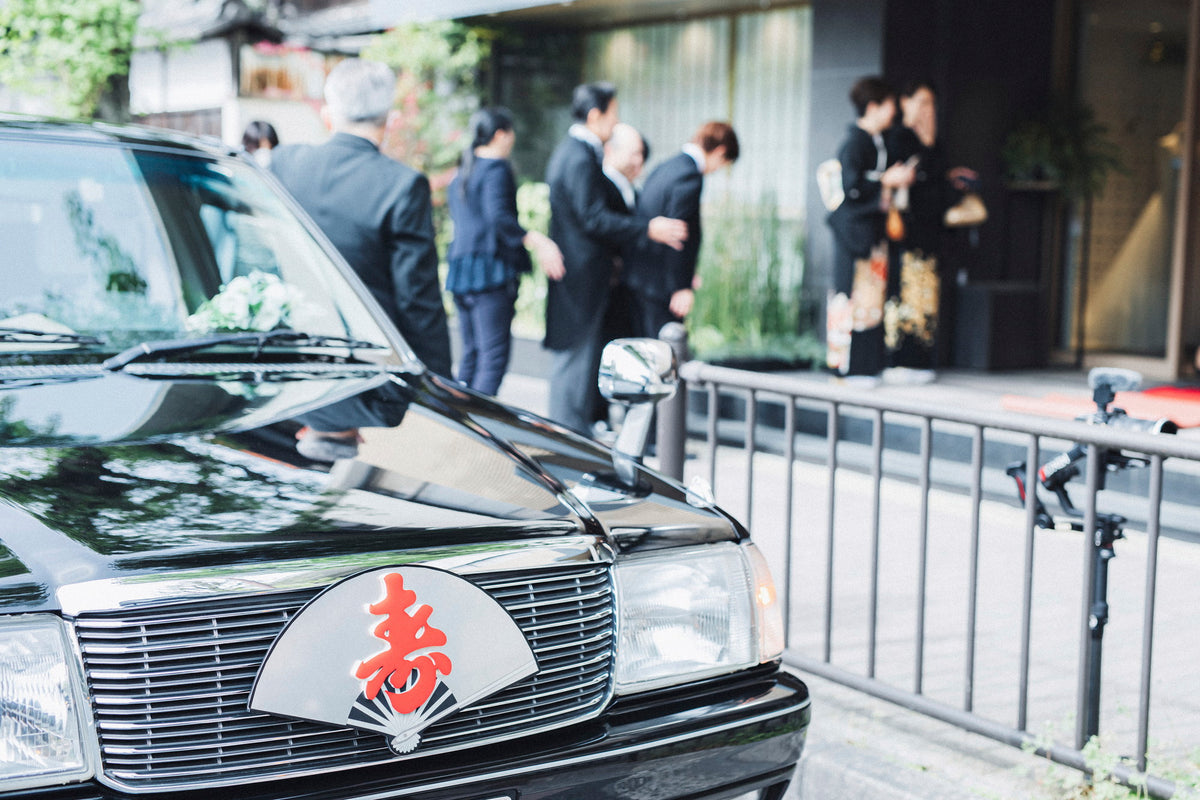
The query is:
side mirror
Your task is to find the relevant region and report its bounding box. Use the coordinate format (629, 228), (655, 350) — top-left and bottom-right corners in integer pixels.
(598, 337), (678, 405)
(598, 338), (678, 484)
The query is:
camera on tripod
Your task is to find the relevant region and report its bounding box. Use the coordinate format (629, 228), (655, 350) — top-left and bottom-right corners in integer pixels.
(1002, 369), (1179, 740)
(1004, 369), (1178, 740)
(1007, 368), (1176, 526)
(1081, 367), (1177, 434)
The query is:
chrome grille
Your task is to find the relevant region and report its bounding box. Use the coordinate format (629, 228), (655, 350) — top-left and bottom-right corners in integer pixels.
(74, 564), (614, 791)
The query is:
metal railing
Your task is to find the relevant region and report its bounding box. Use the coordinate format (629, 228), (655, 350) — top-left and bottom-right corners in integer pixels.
(656, 344), (1200, 798)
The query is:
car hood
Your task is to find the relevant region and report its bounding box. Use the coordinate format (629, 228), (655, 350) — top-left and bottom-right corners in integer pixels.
(0, 369), (739, 613)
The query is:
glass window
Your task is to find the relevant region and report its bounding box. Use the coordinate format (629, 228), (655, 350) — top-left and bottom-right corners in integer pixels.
(0, 140), (393, 354)
(0, 141), (180, 341)
(582, 7), (812, 215)
(1065, 0), (1190, 357)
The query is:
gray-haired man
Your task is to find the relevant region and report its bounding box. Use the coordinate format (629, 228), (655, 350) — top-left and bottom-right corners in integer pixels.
(271, 58), (451, 376)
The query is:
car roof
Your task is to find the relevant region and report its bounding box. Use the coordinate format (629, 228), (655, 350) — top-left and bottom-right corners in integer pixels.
(0, 113), (239, 158)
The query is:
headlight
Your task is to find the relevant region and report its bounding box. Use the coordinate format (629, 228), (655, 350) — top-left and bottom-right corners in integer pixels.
(0, 615), (95, 791)
(614, 542), (784, 693)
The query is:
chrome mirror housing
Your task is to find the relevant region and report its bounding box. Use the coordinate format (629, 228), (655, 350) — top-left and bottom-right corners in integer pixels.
(598, 338), (678, 406)
(598, 338), (679, 484)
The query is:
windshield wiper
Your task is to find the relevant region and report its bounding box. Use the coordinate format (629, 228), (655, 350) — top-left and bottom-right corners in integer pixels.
(0, 327), (104, 345)
(102, 330), (385, 371)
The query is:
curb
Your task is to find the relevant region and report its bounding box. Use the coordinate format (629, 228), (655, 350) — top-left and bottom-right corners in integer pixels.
(788, 671), (1059, 800)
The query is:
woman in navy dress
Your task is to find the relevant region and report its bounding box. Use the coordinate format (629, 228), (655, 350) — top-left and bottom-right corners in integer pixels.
(446, 107), (563, 395)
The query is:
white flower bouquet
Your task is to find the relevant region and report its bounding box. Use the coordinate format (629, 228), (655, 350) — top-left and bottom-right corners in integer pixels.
(186, 271), (304, 333)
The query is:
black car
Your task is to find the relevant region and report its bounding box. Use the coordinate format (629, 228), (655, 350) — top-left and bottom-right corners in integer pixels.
(0, 116), (810, 800)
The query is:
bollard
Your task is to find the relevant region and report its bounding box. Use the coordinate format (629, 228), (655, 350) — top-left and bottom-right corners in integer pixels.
(656, 322), (688, 480)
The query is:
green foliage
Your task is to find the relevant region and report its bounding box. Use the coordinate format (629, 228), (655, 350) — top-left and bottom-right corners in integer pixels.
(1155, 747), (1200, 798)
(688, 194), (818, 365)
(512, 181), (551, 339)
(1001, 101), (1124, 200)
(362, 21), (494, 178)
(0, 0), (140, 119)
(1022, 722), (1199, 800)
(1002, 121), (1058, 182)
(506, 186), (818, 359)
(1074, 736), (1149, 799)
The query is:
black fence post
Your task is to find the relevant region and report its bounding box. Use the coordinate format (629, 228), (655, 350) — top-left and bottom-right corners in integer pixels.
(656, 322), (688, 480)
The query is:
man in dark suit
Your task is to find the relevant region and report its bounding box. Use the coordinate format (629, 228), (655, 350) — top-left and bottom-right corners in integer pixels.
(623, 121), (739, 340)
(588, 122), (648, 437)
(602, 122), (647, 213)
(543, 82), (687, 434)
(270, 58), (452, 377)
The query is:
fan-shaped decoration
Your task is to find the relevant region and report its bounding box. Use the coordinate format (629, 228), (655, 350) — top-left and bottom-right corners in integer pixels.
(250, 565), (538, 755)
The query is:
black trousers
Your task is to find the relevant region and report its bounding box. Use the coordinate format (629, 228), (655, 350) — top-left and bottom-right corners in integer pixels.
(628, 289), (678, 341)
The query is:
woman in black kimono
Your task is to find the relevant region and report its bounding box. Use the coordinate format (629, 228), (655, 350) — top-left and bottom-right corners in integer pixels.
(884, 80), (977, 380)
(825, 76), (915, 382)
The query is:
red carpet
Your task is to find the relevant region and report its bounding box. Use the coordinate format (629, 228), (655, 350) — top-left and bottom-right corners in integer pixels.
(1001, 387), (1200, 428)
(1141, 385), (1200, 402)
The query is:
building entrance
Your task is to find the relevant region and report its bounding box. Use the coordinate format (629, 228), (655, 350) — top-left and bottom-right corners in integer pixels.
(1064, 0), (1191, 361)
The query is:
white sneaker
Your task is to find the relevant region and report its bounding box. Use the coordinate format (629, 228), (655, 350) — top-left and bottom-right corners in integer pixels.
(841, 374), (882, 389)
(883, 367), (937, 385)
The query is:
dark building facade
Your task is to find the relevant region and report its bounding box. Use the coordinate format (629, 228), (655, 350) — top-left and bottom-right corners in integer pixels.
(132, 0), (1200, 379)
(466, 0), (1200, 379)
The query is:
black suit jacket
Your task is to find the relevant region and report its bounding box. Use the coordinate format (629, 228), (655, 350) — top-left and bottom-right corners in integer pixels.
(885, 124), (948, 253)
(544, 135), (648, 350)
(270, 133), (452, 375)
(826, 125), (887, 259)
(623, 152), (703, 302)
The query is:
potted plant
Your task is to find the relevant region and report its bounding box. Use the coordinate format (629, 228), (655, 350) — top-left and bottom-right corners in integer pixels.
(1002, 101), (1123, 365)
(1001, 101), (1122, 200)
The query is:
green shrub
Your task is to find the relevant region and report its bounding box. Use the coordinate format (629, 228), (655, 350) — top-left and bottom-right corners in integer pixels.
(508, 185), (819, 363)
(363, 21), (493, 180)
(0, 0), (139, 119)
(689, 194), (820, 365)
(513, 181), (552, 340)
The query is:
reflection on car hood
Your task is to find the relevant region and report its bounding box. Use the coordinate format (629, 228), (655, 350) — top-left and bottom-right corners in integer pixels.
(0, 371), (739, 613)
(0, 363), (397, 447)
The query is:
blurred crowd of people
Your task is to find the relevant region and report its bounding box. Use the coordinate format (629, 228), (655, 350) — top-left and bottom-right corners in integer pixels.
(247, 58), (739, 437)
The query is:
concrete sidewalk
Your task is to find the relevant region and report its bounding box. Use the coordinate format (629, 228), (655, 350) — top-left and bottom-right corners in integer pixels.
(491, 363), (1200, 799)
(787, 671), (1066, 799)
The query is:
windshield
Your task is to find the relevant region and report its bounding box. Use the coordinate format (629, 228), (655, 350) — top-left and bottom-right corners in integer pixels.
(0, 138), (399, 361)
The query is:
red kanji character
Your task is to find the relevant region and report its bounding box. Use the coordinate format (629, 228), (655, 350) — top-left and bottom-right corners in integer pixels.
(355, 573), (452, 715)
